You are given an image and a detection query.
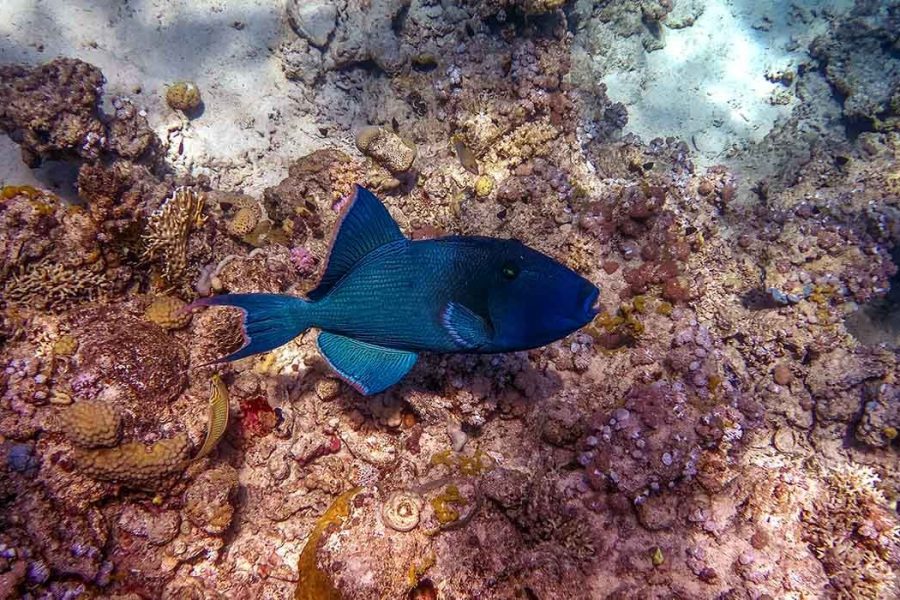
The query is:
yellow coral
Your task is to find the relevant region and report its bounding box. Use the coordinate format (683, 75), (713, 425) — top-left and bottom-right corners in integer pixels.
(1, 185), (42, 200)
(144, 295), (191, 330)
(141, 187), (205, 284)
(52, 334), (79, 356)
(74, 433), (192, 488)
(165, 81), (202, 112)
(473, 175), (494, 198)
(227, 206), (260, 237)
(431, 485), (467, 524)
(60, 400), (121, 448)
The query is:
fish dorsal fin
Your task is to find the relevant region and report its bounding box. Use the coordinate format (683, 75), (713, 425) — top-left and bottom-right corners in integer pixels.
(308, 185), (405, 301)
(441, 302), (493, 349)
(317, 332), (418, 395)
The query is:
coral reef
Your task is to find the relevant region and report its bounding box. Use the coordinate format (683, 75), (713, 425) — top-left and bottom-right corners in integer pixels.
(0, 1), (899, 598)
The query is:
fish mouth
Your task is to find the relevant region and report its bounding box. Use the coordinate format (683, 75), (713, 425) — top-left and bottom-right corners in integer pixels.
(582, 285), (601, 319)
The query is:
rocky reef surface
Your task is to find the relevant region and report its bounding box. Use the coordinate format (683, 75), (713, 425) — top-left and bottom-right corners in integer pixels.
(1, 1), (899, 599)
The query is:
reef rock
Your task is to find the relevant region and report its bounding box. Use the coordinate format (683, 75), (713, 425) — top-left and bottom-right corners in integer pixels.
(183, 464), (239, 535)
(287, 0), (338, 48)
(355, 126), (416, 174)
(0, 58), (105, 166)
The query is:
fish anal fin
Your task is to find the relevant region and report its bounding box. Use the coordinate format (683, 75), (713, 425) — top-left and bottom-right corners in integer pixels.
(316, 332), (418, 395)
(308, 186), (405, 301)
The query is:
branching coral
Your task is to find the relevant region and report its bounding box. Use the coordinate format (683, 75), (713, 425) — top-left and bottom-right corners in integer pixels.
(2, 258), (110, 312)
(803, 463), (900, 599)
(141, 187), (205, 283)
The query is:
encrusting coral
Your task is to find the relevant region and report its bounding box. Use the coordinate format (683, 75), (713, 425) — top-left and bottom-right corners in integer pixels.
(73, 432), (192, 488)
(58, 400), (122, 449)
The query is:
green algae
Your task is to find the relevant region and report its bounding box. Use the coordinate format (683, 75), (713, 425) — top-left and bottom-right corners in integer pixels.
(431, 485), (467, 524)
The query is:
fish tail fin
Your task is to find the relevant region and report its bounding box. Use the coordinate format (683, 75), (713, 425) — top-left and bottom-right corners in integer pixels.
(189, 293), (312, 362)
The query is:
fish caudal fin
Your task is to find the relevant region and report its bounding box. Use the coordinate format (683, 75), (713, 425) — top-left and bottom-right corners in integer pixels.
(190, 293), (311, 362)
(317, 332), (418, 395)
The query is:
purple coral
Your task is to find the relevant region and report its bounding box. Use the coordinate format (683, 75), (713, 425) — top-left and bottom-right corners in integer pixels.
(290, 246), (318, 278)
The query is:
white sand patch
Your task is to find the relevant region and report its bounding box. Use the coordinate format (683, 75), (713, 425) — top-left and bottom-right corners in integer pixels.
(0, 0), (324, 194)
(600, 0), (852, 166)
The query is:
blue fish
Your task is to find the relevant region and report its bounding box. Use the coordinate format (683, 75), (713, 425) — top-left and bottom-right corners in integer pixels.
(194, 185), (600, 395)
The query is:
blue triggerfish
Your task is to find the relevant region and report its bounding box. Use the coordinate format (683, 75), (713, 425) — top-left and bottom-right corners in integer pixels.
(193, 185), (600, 395)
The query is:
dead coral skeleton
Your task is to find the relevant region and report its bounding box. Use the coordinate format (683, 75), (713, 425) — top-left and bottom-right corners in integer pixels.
(141, 186), (205, 283)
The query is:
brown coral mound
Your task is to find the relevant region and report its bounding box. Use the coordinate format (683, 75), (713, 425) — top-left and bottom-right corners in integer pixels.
(59, 400), (122, 448)
(0, 58), (106, 166)
(74, 433), (192, 488)
(68, 307), (188, 411)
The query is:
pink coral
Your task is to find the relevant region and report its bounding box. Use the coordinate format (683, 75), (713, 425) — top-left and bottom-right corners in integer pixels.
(289, 246), (318, 277)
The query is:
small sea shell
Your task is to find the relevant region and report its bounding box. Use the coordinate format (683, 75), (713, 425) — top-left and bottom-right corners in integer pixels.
(381, 491), (422, 532)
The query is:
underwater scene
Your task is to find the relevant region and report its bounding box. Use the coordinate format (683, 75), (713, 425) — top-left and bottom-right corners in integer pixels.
(1, 0), (899, 598)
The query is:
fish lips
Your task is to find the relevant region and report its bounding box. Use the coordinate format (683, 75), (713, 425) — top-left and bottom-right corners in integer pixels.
(584, 284), (601, 318)
(566, 283), (601, 331)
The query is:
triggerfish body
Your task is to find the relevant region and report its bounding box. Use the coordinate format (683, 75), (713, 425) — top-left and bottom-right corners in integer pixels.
(193, 185), (600, 395)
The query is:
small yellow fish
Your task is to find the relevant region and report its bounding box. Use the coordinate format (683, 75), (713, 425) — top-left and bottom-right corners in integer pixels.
(195, 374), (229, 460)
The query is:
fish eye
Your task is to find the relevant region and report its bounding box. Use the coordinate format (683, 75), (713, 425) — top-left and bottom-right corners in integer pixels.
(501, 261), (519, 280)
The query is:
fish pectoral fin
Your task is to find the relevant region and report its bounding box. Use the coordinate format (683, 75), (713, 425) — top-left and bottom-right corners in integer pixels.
(441, 302), (493, 350)
(316, 332), (418, 395)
